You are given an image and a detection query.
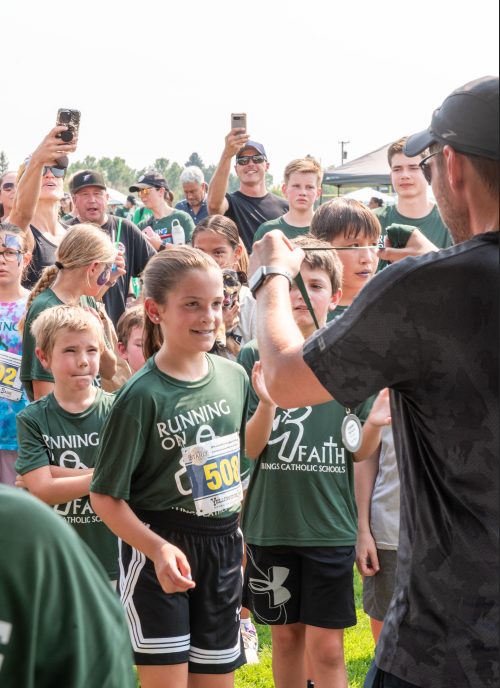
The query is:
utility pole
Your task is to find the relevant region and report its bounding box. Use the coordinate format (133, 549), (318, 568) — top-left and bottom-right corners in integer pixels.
(338, 141), (350, 166)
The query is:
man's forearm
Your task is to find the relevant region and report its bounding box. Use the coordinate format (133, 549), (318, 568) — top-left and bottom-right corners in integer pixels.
(255, 276), (332, 409)
(207, 155), (231, 215)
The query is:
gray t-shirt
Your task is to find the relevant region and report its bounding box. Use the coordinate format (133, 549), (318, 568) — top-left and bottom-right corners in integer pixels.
(303, 232), (499, 688)
(370, 426), (400, 550)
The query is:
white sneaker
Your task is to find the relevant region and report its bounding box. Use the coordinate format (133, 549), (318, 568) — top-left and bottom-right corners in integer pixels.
(241, 623), (259, 664)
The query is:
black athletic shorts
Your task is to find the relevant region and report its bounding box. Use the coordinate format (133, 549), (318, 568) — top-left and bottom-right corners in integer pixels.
(243, 543), (357, 629)
(119, 508), (246, 674)
(363, 661), (419, 688)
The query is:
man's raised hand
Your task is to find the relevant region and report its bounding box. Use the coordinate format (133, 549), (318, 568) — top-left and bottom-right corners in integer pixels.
(249, 230), (305, 279)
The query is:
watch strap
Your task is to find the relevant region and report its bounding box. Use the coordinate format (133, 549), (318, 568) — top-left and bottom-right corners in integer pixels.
(250, 266), (293, 298)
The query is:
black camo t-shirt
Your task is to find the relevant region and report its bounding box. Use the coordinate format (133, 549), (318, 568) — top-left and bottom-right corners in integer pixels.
(304, 232), (499, 688)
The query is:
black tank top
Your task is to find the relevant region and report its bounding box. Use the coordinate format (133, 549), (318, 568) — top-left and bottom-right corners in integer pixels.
(23, 224), (67, 290)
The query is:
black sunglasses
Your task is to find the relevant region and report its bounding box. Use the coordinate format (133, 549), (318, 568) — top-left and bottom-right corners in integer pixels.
(236, 155), (267, 166)
(1, 182), (14, 192)
(419, 151), (441, 185)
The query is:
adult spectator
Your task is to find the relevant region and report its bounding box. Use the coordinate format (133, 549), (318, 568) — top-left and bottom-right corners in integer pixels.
(207, 130), (288, 249)
(0, 171), (17, 221)
(131, 172), (195, 249)
(248, 76), (499, 688)
(176, 166), (209, 225)
(0, 485), (136, 688)
(10, 126), (77, 290)
(59, 192), (75, 221)
(368, 196), (383, 210)
(115, 195), (136, 220)
(67, 170), (155, 325)
(375, 136), (452, 269)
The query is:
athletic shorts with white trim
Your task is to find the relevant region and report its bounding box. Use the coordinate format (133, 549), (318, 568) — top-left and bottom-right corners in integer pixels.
(119, 508), (246, 673)
(243, 544), (357, 629)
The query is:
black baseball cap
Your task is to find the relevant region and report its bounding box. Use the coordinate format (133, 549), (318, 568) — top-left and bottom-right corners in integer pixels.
(405, 76), (499, 160)
(129, 172), (170, 192)
(237, 140), (268, 160)
(126, 195), (137, 205)
(72, 170), (107, 194)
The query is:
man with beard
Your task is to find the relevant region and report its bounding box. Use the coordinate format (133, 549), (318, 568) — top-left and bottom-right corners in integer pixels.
(68, 170), (155, 325)
(246, 76), (499, 688)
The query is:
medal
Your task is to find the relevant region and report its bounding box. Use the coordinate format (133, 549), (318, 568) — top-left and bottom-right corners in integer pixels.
(341, 409), (363, 452)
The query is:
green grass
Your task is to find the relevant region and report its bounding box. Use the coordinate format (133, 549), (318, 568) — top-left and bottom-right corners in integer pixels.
(136, 570), (374, 687)
(235, 569), (374, 687)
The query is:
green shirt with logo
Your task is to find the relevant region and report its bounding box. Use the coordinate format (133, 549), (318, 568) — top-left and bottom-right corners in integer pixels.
(0, 485), (136, 688)
(90, 355), (250, 519)
(138, 210), (195, 245)
(239, 339), (374, 547)
(15, 389), (118, 579)
(133, 206), (153, 225)
(253, 215), (310, 245)
(374, 203), (452, 271)
(114, 206), (133, 221)
(20, 289), (109, 403)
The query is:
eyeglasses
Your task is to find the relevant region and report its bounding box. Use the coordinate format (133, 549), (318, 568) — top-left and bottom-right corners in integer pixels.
(236, 155), (267, 166)
(419, 151), (441, 185)
(0, 249), (24, 263)
(1, 183), (14, 192)
(43, 166), (66, 179)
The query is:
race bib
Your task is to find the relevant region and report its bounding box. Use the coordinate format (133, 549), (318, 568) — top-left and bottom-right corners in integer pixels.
(0, 350), (23, 402)
(182, 433), (243, 517)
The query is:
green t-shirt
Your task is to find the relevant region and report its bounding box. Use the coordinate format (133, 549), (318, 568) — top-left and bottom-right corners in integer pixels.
(374, 203), (452, 271)
(138, 210), (195, 245)
(15, 389), (118, 579)
(326, 303), (349, 323)
(115, 206), (133, 220)
(90, 355), (250, 519)
(20, 289), (107, 403)
(133, 206), (153, 225)
(0, 485), (136, 688)
(238, 339), (374, 547)
(253, 215), (310, 244)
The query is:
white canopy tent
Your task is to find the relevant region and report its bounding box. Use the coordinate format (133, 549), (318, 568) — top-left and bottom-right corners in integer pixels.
(106, 187), (129, 206)
(343, 187), (396, 205)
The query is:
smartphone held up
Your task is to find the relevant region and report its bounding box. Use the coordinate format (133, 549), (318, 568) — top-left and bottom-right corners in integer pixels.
(55, 108), (81, 142)
(231, 113), (247, 133)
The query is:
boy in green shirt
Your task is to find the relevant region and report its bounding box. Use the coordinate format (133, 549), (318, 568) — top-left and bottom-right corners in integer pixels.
(253, 158), (322, 244)
(309, 196), (382, 323)
(239, 236), (391, 688)
(375, 136), (452, 270)
(15, 304), (119, 581)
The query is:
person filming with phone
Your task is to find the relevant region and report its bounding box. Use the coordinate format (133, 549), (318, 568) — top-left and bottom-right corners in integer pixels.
(10, 127), (78, 290)
(207, 123), (288, 250)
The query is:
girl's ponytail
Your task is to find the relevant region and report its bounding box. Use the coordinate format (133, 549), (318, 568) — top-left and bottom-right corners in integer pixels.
(142, 246), (219, 361)
(19, 223), (115, 337)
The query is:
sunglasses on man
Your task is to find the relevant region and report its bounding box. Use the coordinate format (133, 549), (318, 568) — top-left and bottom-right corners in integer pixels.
(236, 155), (267, 166)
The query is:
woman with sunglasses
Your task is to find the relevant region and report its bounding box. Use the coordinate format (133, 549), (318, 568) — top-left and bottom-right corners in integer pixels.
(10, 126), (79, 289)
(19, 223), (118, 403)
(0, 223), (31, 486)
(0, 172), (17, 222)
(131, 173), (195, 251)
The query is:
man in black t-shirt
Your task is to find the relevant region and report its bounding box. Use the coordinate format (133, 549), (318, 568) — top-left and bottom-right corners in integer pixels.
(207, 130), (288, 250)
(69, 170), (155, 325)
(246, 77), (499, 688)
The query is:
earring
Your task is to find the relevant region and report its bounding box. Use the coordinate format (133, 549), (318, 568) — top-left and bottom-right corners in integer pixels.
(156, 317), (160, 321)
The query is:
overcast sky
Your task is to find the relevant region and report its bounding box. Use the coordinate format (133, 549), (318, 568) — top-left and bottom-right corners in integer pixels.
(2, 0), (498, 186)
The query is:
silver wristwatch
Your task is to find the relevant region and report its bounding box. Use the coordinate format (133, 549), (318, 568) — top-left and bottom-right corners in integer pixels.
(249, 266), (294, 298)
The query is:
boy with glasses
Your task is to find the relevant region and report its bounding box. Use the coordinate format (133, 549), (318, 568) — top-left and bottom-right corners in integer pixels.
(207, 129), (288, 250)
(374, 136), (451, 270)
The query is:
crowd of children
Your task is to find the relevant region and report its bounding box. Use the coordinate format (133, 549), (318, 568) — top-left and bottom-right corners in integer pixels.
(2, 154), (409, 688)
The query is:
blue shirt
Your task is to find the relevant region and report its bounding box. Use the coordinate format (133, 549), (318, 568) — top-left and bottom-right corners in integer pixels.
(175, 196), (209, 226)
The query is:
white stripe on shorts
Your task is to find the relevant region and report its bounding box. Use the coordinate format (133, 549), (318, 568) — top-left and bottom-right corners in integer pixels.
(119, 538), (191, 655)
(189, 633), (242, 665)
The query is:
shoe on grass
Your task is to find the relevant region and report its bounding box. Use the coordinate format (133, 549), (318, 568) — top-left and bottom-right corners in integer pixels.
(241, 623), (259, 664)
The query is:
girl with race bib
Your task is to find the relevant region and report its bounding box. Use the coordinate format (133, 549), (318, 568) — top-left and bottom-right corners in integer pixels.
(0, 223), (31, 485)
(90, 246), (250, 688)
(19, 223), (120, 402)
